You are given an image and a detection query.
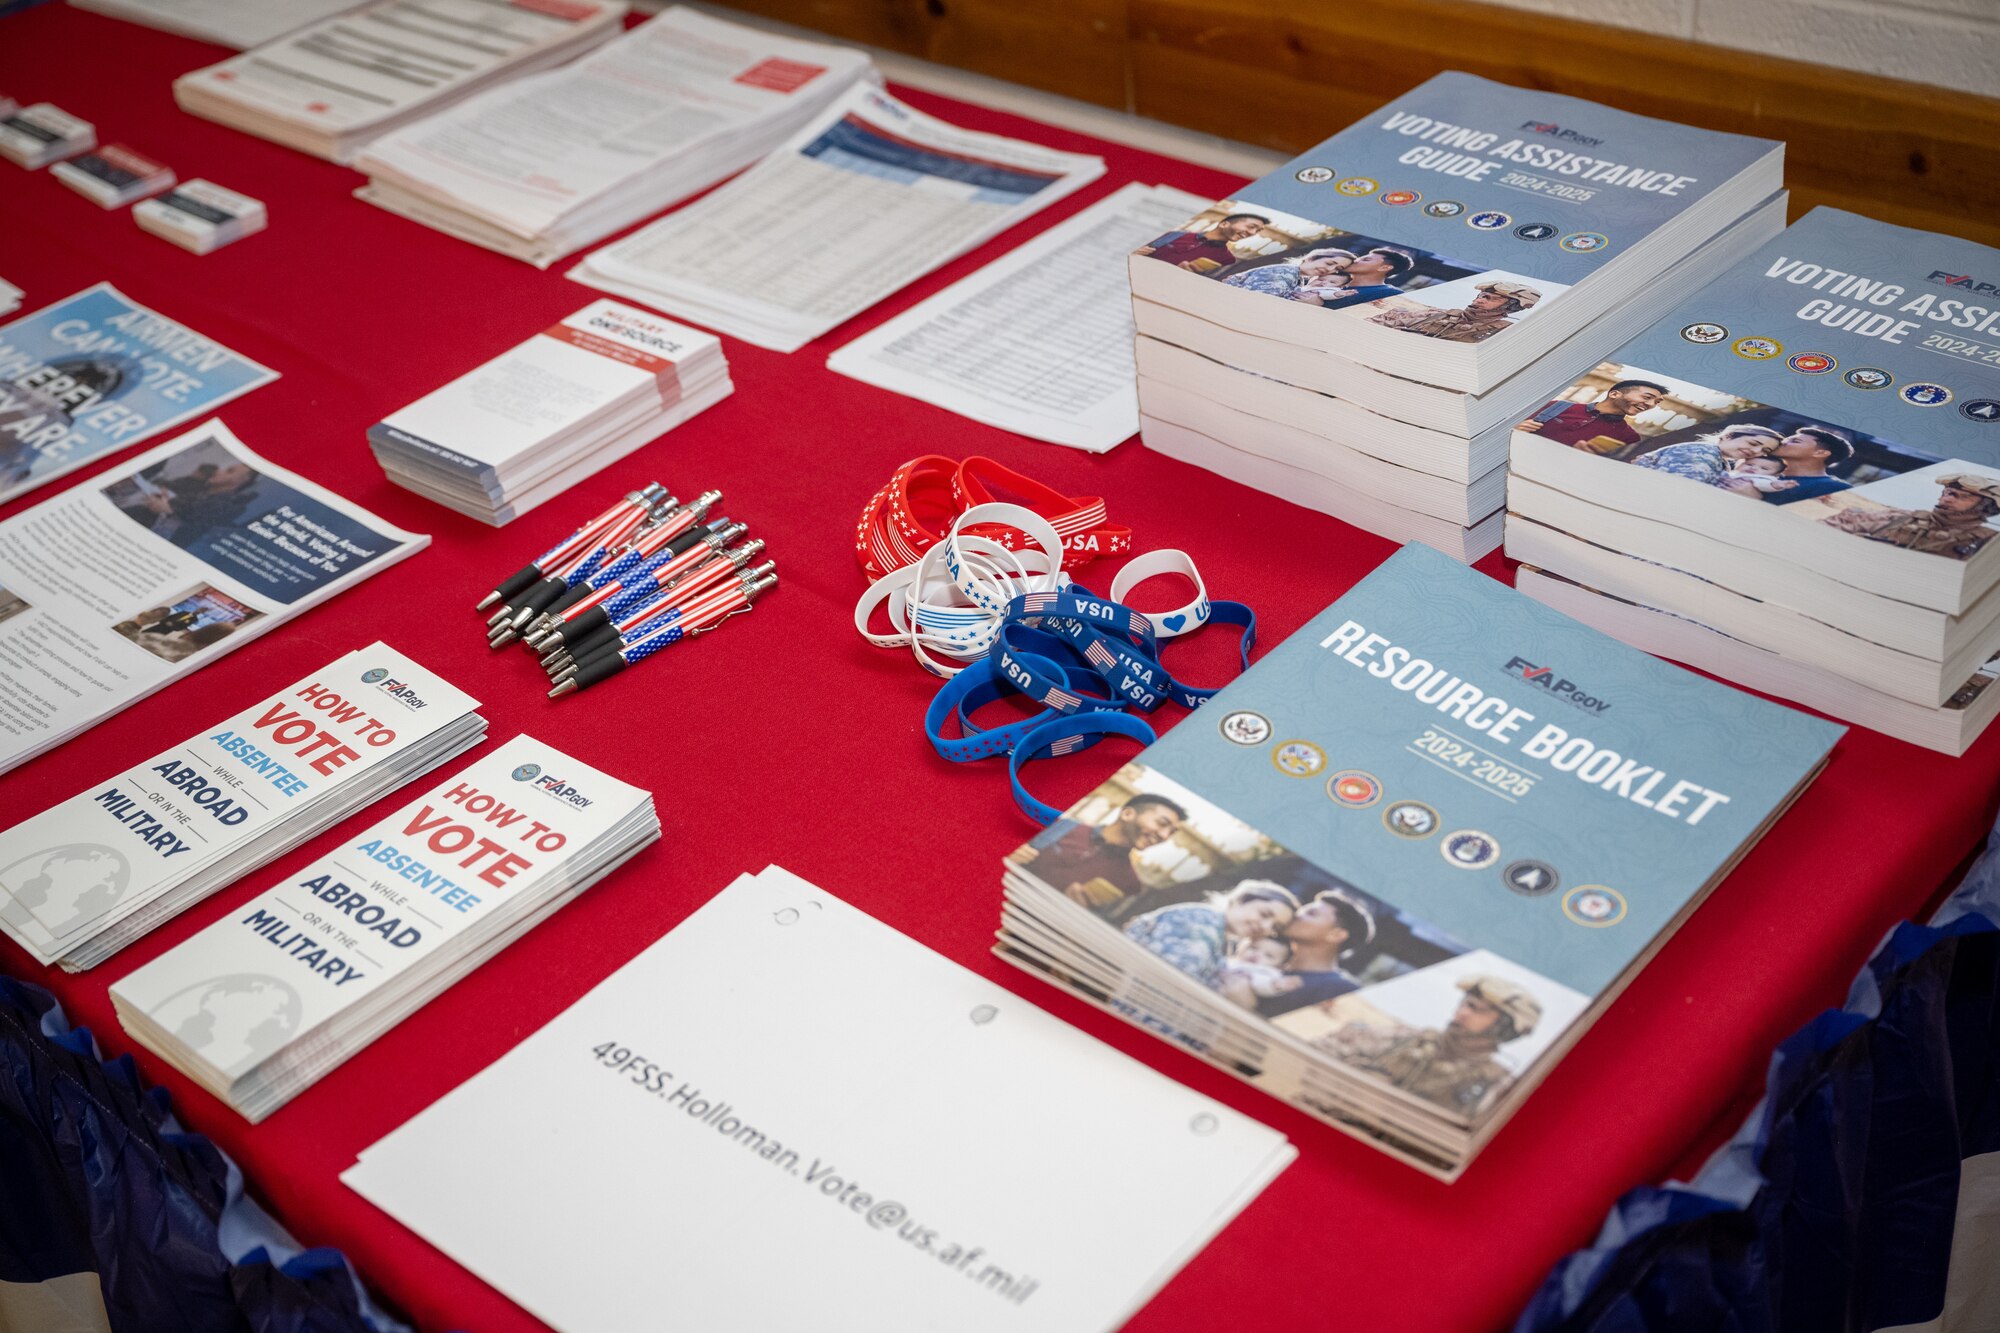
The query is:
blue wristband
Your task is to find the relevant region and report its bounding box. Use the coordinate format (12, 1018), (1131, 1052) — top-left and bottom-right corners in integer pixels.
(925, 653), (1112, 762)
(1008, 712), (1157, 825)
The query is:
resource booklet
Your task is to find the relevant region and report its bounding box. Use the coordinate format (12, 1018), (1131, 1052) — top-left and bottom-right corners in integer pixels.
(1126, 71), (1781, 393)
(112, 734), (660, 1120)
(0, 643), (484, 969)
(827, 182), (1210, 452)
(999, 543), (1841, 1177)
(1510, 207), (2000, 618)
(571, 84), (1106, 353)
(0, 418), (426, 776)
(0, 283), (277, 504)
(344, 865), (1294, 1333)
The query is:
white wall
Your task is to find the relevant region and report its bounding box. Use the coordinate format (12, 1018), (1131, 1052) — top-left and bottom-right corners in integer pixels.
(1475, 0), (2000, 100)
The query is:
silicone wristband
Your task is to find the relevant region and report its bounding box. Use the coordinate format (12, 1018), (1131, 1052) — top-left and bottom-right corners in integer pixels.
(1008, 712), (1157, 825)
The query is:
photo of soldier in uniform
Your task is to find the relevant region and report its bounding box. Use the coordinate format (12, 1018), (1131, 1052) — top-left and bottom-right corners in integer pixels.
(1517, 362), (1988, 553)
(1365, 273), (1564, 343)
(101, 434), (270, 553)
(112, 583), (261, 664)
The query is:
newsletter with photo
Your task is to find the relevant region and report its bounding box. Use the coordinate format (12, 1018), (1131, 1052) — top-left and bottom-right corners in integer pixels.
(0, 419), (425, 775)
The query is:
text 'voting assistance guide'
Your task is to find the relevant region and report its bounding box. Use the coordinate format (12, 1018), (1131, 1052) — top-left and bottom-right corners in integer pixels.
(344, 866), (1293, 1333)
(111, 735), (660, 1121)
(0, 644), (485, 971)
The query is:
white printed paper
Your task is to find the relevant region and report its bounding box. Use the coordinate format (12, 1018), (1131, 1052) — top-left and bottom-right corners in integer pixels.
(0, 418), (425, 775)
(829, 182), (1210, 451)
(571, 85), (1106, 352)
(343, 865), (1292, 1333)
(70, 0), (371, 49)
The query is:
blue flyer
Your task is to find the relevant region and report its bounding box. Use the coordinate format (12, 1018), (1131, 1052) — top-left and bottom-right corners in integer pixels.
(0, 283), (278, 504)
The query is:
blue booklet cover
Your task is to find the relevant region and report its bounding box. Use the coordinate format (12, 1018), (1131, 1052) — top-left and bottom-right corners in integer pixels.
(1010, 545), (1839, 1131)
(1518, 207), (2000, 567)
(1131, 71), (1777, 349)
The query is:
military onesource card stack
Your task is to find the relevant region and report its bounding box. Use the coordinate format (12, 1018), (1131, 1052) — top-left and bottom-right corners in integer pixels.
(111, 734), (660, 1121)
(1508, 207), (2000, 754)
(134, 180), (268, 254)
(997, 543), (1841, 1178)
(0, 644), (485, 971)
(1127, 72), (1785, 561)
(368, 299), (730, 524)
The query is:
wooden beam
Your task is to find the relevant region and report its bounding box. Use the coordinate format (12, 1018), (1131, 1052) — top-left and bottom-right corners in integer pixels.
(702, 0), (2000, 247)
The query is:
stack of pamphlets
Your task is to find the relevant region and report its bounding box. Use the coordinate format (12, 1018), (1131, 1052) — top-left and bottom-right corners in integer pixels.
(0, 418), (425, 776)
(571, 84), (1105, 352)
(344, 865), (1294, 1333)
(1127, 73), (1785, 561)
(0, 644), (484, 971)
(355, 7), (873, 268)
(0, 103), (95, 168)
(51, 143), (175, 208)
(368, 299), (729, 524)
(1508, 207), (2000, 755)
(69, 0), (372, 49)
(134, 179), (268, 253)
(111, 734), (660, 1121)
(172, 0), (627, 164)
(999, 543), (1840, 1178)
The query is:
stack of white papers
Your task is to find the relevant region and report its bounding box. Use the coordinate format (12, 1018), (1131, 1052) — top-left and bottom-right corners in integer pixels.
(51, 143), (176, 208)
(0, 103), (95, 169)
(134, 179), (269, 253)
(572, 84), (1105, 352)
(69, 0), (371, 48)
(0, 643), (484, 971)
(355, 7), (872, 269)
(172, 0), (627, 164)
(344, 865), (1293, 1332)
(827, 182), (1210, 452)
(112, 734), (659, 1121)
(368, 298), (729, 525)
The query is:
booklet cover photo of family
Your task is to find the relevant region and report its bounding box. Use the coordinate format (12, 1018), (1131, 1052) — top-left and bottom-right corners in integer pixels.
(1137, 198), (1569, 348)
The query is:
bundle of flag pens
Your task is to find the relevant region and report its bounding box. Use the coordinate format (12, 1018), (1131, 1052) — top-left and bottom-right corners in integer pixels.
(475, 484), (775, 698)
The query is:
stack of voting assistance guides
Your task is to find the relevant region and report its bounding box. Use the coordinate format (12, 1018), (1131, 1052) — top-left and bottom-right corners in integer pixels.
(1509, 208), (2000, 755)
(173, 0), (627, 164)
(1000, 544), (1840, 1178)
(368, 298), (729, 524)
(112, 735), (659, 1121)
(344, 865), (1293, 1333)
(1127, 73), (1784, 562)
(0, 644), (483, 971)
(572, 84), (1105, 352)
(355, 7), (873, 268)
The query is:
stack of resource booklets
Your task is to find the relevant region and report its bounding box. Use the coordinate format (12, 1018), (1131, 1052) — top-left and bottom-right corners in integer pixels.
(0, 643), (483, 971)
(354, 7), (873, 268)
(1508, 207), (2000, 755)
(172, 0), (627, 164)
(571, 84), (1105, 352)
(1126, 73), (1785, 562)
(111, 734), (659, 1121)
(999, 543), (1840, 1178)
(367, 298), (730, 524)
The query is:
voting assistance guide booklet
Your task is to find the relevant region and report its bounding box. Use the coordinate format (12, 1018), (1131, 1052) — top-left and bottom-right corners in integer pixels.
(0, 643), (484, 970)
(112, 735), (659, 1120)
(1127, 71), (1780, 393)
(1000, 544), (1841, 1177)
(343, 865), (1293, 1333)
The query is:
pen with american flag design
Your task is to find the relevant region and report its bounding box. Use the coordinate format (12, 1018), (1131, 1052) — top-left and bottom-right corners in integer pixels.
(548, 572), (776, 698)
(529, 530), (760, 655)
(522, 490), (722, 635)
(545, 557), (773, 681)
(485, 495), (665, 632)
(520, 510), (737, 650)
(474, 485), (666, 612)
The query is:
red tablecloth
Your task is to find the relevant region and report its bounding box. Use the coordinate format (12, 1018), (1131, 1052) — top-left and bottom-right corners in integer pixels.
(4, 7), (1998, 1331)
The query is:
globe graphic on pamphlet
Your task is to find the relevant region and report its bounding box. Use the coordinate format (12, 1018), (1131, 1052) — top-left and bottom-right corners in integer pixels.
(153, 974), (302, 1068)
(0, 843), (131, 936)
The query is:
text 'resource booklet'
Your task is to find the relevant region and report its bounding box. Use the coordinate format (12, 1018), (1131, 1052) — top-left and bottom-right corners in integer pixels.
(1128, 71), (1780, 393)
(1001, 543), (1841, 1177)
(0, 418), (426, 776)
